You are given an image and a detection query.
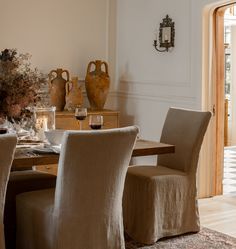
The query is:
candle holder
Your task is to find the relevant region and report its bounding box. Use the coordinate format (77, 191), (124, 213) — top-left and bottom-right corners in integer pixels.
(153, 15), (175, 52)
(33, 106), (56, 141)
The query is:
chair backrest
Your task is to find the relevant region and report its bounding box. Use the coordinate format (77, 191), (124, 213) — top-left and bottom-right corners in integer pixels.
(53, 126), (139, 249)
(0, 134), (17, 249)
(158, 108), (211, 173)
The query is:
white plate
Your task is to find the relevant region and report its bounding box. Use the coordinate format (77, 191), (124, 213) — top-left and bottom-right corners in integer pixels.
(45, 144), (61, 153)
(32, 147), (58, 154)
(16, 144), (42, 149)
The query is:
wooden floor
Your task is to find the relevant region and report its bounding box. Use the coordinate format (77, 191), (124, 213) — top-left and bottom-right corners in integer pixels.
(199, 194), (236, 238)
(199, 146), (236, 238)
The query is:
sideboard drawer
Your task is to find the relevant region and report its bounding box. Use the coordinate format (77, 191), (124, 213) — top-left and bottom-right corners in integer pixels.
(33, 165), (58, 175)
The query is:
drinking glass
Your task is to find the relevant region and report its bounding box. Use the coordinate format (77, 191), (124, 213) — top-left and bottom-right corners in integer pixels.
(75, 108), (87, 130)
(89, 115), (103, 130)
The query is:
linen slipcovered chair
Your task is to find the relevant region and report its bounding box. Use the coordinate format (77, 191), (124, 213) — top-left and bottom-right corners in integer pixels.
(123, 108), (211, 244)
(16, 126), (139, 249)
(0, 134), (17, 249)
(4, 170), (57, 249)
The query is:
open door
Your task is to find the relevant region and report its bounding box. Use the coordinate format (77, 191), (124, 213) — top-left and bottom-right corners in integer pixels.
(202, 4), (234, 197)
(214, 6), (226, 195)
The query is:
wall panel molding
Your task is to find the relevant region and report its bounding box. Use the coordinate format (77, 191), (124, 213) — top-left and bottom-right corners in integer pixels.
(119, 79), (190, 87)
(109, 90), (196, 105)
(80, 79), (196, 105)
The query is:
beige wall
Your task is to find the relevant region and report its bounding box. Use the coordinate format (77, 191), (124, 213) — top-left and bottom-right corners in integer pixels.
(0, 0), (109, 78)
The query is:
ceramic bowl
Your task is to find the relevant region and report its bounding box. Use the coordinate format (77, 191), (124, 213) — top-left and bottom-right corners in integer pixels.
(44, 129), (65, 145)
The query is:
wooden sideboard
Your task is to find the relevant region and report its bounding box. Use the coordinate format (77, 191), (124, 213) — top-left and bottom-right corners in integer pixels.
(56, 109), (119, 130)
(34, 109), (119, 174)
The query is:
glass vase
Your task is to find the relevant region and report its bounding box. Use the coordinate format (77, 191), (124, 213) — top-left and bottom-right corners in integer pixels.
(33, 107), (56, 141)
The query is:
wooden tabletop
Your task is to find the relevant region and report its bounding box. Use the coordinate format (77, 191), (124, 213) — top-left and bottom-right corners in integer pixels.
(132, 139), (175, 157)
(12, 139), (175, 171)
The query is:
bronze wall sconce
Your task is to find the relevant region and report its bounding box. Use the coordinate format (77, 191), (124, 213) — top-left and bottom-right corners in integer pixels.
(153, 15), (175, 52)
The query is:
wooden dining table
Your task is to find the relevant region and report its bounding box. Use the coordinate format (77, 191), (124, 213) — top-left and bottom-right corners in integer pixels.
(12, 139), (175, 171)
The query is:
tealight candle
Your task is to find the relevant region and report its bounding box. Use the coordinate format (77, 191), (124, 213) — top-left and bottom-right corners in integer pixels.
(36, 116), (48, 140)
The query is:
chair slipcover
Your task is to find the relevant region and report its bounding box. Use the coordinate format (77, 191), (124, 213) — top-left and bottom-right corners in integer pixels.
(0, 134), (17, 249)
(123, 108), (211, 244)
(16, 126), (139, 249)
(4, 170), (57, 249)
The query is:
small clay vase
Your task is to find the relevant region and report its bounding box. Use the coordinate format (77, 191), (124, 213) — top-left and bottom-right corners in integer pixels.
(48, 68), (70, 111)
(65, 76), (83, 111)
(85, 60), (110, 110)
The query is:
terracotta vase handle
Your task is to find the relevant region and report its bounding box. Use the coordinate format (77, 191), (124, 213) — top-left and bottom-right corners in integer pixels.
(87, 61), (96, 74)
(48, 70), (58, 89)
(101, 61), (109, 75)
(62, 69), (70, 82)
(65, 81), (71, 96)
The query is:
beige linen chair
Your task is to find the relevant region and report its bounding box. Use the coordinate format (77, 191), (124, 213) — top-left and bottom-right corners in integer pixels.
(0, 134), (17, 249)
(16, 126), (139, 249)
(5, 170), (57, 249)
(123, 108), (211, 244)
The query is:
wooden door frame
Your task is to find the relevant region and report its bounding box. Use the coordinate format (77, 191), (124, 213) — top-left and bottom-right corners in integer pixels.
(214, 4), (235, 195)
(214, 6), (225, 196)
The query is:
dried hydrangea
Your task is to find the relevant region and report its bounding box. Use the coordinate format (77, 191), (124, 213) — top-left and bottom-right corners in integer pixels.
(0, 49), (46, 121)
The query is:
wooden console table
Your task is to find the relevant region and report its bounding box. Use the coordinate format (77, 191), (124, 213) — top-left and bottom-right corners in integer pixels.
(56, 109), (119, 130)
(34, 109), (119, 174)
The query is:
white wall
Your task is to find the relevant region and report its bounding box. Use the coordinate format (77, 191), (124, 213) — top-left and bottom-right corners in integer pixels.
(113, 0), (231, 138)
(115, 0), (195, 141)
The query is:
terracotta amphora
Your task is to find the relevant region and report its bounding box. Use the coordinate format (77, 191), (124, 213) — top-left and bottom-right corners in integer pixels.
(65, 76), (83, 111)
(85, 60), (110, 110)
(48, 68), (69, 111)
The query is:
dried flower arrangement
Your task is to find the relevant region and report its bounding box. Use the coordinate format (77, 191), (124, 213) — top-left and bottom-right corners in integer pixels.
(0, 48), (46, 122)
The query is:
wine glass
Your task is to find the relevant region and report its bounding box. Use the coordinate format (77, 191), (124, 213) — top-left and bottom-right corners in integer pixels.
(89, 115), (103, 130)
(0, 117), (8, 134)
(0, 126), (8, 134)
(75, 107), (87, 130)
